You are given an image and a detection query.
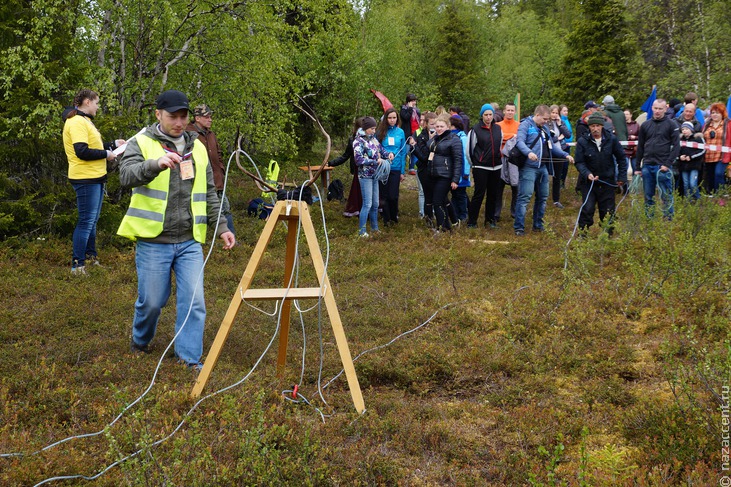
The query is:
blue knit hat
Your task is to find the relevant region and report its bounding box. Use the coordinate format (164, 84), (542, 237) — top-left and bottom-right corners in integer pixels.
(480, 104), (494, 117)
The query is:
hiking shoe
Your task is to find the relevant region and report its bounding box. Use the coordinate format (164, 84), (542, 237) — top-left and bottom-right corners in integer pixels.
(532, 227), (545, 232)
(359, 232), (370, 238)
(553, 201), (565, 209)
(409, 169), (417, 175)
(178, 359), (203, 371)
(71, 265), (87, 276)
(130, 340), (151, 354)
(515, 230), (525, 236)
(87, 256), (101, 266)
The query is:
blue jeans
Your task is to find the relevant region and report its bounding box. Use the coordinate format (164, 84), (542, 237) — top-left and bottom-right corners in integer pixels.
(681, 170), (699, 199)
(132, 240), (206, 365)
(358, 176), (379, 234)
(451, 187), (469, 221)
(642, 165), (674, 217)
(71, 182), (105, 267)
(514, 165), (549, 232)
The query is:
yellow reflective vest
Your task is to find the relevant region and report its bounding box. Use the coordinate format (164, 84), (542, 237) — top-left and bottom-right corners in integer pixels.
(117, 134), (209, 243)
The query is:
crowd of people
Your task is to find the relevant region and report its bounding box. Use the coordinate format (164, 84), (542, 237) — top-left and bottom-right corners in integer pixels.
(327, 91), (731, 237)
(60, 86), (730, 366)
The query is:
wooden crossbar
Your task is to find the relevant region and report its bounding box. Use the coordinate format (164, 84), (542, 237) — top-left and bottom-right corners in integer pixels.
(241, 287), (324, 300)
(190, 200), (364, 413)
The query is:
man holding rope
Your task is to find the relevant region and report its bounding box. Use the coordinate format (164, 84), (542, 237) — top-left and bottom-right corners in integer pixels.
(574, 112), (628, 235)
(118, 90), (235, 369)
(513, 105), (574, 236)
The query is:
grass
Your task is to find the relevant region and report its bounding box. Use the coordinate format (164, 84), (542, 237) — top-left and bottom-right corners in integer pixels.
(0, 164), (729, 486)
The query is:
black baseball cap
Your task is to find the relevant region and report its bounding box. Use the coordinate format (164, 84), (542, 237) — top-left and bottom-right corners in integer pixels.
(156, 90), (190, 112)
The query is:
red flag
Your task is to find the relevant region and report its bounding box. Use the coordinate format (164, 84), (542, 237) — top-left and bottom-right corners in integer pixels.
(370, 89), (393, 113)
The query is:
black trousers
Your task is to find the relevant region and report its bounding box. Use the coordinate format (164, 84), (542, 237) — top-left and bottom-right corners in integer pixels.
(418, 169), (434, 221)
(579, 182), (616, 231)
(380, 170), (401, 224)
(495, 181), (518, 220)
(432, 177), (453, 231)
(468, 168), (503, 226)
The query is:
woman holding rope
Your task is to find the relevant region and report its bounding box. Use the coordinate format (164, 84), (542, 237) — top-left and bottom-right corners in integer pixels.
(353, 116), (392, 237)
(574, 112), (628, 235)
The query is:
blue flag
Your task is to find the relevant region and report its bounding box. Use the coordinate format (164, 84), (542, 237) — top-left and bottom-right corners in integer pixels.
(726, 94), (731, 120)
(641, 85), (657, 113)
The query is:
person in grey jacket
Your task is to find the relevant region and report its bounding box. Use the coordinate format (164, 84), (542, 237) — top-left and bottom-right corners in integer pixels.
(118, 90), (234, 369)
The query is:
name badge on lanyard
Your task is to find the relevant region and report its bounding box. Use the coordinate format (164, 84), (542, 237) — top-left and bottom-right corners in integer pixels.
(388, 137), (395, 146)
(164, 147), (194, 180)
(179, 158), (194, 180)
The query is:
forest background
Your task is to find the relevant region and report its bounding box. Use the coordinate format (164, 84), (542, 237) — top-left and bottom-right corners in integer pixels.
(2, 0), (731, 237)
(1, 1), (730, 485)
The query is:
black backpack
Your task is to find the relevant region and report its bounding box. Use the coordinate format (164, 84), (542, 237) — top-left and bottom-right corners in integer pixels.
(327, 179), (345, 202)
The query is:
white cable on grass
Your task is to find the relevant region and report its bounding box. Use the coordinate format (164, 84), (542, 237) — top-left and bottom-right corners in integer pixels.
(31, 150), (304, 485)
(321, 302), (457, 391)
(1, 146), (238, 461)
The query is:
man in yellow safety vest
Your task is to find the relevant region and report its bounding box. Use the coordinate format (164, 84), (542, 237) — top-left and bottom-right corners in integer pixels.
(118, 89), (235, 369)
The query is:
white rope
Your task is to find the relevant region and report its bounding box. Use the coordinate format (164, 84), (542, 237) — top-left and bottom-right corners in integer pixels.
(1, 145), (239, 461)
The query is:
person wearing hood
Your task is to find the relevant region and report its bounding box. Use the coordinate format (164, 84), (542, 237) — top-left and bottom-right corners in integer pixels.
(353, 116), (392, 236)
(574, 112), (628, 234)
(467, 103), (503, 228)
(117, 89), (235, 369)
(601, 95), (628, 141)
(677, 121), (705, 200)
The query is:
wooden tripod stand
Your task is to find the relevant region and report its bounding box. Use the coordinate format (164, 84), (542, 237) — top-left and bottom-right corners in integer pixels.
(190, 200), (365, 414)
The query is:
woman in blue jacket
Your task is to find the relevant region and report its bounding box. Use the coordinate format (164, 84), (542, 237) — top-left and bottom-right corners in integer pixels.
(376, 108), (407, 225)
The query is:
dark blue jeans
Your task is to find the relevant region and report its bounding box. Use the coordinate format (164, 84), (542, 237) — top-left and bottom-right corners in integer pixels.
(641, 164), (674, 218)
(514, 165), (549, 232)
(71, 182), (104, 267)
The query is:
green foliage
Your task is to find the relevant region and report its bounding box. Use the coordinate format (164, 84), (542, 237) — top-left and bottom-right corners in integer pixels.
(625, 0), (731, 106)
(529, 433), (567, 487)
(554, 0), (641, 114)
(433, 2), (481, 112)
(476, 4), (566, 116)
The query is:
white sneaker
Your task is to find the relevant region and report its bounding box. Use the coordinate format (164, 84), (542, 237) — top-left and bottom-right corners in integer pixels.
(71, 265), (87, 276)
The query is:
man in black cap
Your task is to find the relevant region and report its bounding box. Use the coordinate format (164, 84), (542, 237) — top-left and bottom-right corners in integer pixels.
(186, 104), (234, 236)
(117, 89), (235, 370)
(574, 111), (628, 234)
